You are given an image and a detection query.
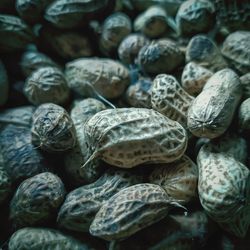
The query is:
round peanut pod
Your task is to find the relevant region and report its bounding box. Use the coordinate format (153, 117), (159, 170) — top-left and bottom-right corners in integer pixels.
(10, 172), (65, 227)
(0, 60), (9, 106)
(125, 77), (152, 108)
(151, 74), (194, 128)
(187, 68), (242, 139)
(221, 31), (250, 75)
(8, 227), (92, 250)
(83, 108), (188, 168)
(31, 103), (76, 152)
(134, 6), (169, 38)
(99, 12), (132, 56)
(149, 155), (198, 205)
(20, 50), (59, 77)
(181, 62), (213, 96)
(240, 73), (250, 100)
(138, 39), (184, 75)
(238, 98), (250, 135)
(0, 125), (47, 183)
(176, 0), (216, 36)
(24, 67), (70, 106)
(197, 144), (250, 238)
(118, 33), (149, 65)
(65, 58), (130, 99)
(185, 35), (228, 72)
(57, 169), (143, 232)
(90, 183), (182, 241)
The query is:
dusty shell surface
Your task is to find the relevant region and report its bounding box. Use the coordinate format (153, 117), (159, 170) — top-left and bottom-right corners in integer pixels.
(181, 62), (213, 96)
(10, 172), (65, 227)
(240, 73), (250, 100)
(20, 50), (58, 77)
(138, 39), (184, 75)
(90, 183), (175, 241)
(221, 31), (250, 75)
(186, 35), (228, 71)
(134, 6), (169, 38)
(58, 169), (143, 232)
(8, 227), (91, 250)
(0, 152), (11, 204)
(118, 33), (149, 65)
(31, 103), (76, 152)
(84, 108), (188, 168)
(197, 144), (250, 237)
(0, 60), (9, 106)
(187, 68), (242, 138)
(65, 58), (130, 99)
(176, 0), (215, 36)
(100, 12), (132, 56)
(149, 155), (198, 204)
(24, 67), (70, 105)
(0, 125), (47, 182)
(125, 77), (152, 108)
(238, 98), (250, 133)
(151, 74), (194, 127)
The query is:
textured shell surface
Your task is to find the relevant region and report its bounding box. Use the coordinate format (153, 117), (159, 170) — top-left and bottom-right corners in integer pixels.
(0, 124), (47, 182)
(240, 73), (250, 100)
(31, 103), (76, 152)
(90, 183), (174, 241)
(151, 74), (194, 128)
(8, 227), (91, 250)
(84, 108), (188, 168)
(185, 35), (228, 71)
(221, 31), (250, 75)
(0, 154), (11, 204)
(0, 14), (34, 52)
(197, 144), (250, 237)
(138, 39), (184, 75)
(187, 68), (242, 138)
(0, 60), (9, 106)
(24, 66), (70, 105)
(21, 51), (58, 77)
(125, 77), (152, 108)
(238, 98), (250, 132)
(149, 155), (198, 204)
(10, 172), (66, 227)
(58, 168), (143, 232)
(118, 33), (149, 65)
(65, 58), (130, 99)
(181, 62), (213, 96)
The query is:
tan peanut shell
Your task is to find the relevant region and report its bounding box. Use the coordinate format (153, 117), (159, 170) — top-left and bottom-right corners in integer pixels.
(65, 58), (130, 99)
(0, 152), (11, 204)
(151, 74), (194, 127)
(57, 169), (143, 232)
(187, 68), (242, 138)
(197, 144), (250, 237)
(90, 183), (178, 241)
(149, 155), (198, 204)
(240, 73), (250, 100)
(83, 108), (188, 168)
(238, 98), (250, 133)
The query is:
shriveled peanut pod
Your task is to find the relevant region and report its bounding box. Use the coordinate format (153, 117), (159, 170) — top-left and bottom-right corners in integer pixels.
(187, 68), (242, 138)
(149, 155), (198, 204)
(151, 74), (194, 127)
(24, 66), (70, 105)
(240, 73), (250, 100)
(138, 39), (184, 75)
(125, 77), (152, 108)
(134, 6), (169, 38)
(31, 103), (76, 152)
(58, 169), (143, 232)
(118, 33), (149, 65)
(10, 172), (65, 227)
(65, 58), (130, 99)
(181, 62), (213, 96)
(8, 227), (92, 250)
(90, 183), (180, 241)
(221, 31), (250, 75)
(197, 144), (250, 237)
(84, 108), (188, 168)
(186, 35), (228, 72)
(238, 98), (250, 134)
